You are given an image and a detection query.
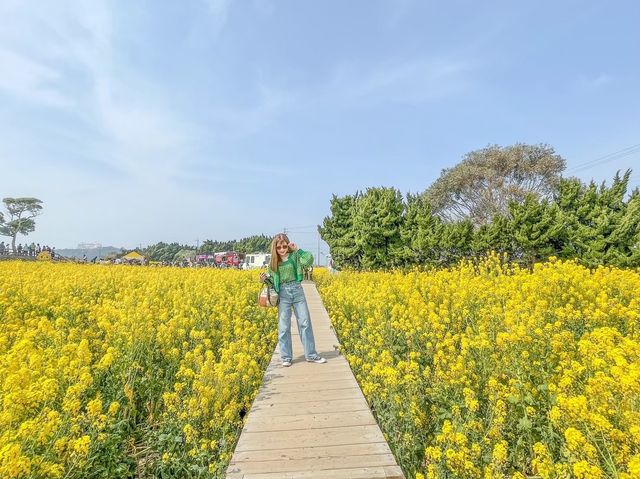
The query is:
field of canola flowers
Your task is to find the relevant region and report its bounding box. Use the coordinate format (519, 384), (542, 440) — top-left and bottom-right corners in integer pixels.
(316, 257), (640, 479)
(0, 262), (276, 478)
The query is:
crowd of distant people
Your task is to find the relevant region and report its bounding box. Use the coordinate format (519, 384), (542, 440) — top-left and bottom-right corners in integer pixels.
(0, 242), (56, 258)
(0, 243), (322, 276)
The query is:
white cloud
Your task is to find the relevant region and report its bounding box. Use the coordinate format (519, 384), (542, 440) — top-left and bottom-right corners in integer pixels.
(0, 1), (236, 247)
(206, 80), (298, 140)
(0, 48), (72, 108)
(0, 1), (202, 184)
(326, 57), (476, 106)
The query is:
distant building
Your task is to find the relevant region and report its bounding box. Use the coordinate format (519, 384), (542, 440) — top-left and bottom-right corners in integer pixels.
(121, 251), (146, 264)
(78, 243), (101, 249)
(243, 252), (271, 269)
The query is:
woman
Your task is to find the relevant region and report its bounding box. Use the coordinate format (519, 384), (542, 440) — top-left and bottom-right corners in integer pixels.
(260, 233), (327, 367)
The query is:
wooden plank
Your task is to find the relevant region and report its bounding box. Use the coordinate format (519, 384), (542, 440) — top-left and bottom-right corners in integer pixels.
(254, 387), (363, 404)
(266, 356), (343, 364)
(261, 379), (356, 393)
(243, 410), (376, 432)
(384, 466), (405, 478)
(230, 443), (392, 463)
(264, 363), (351, 376)
(265, 354), (344, 363)
(227, 453), (397, 474)
(234, 425), (385, 452)
(249, 397), (369, 418)
(263, 371), (355, 384)
(234, 467), (397, 479)
(263, 359), (351, 369)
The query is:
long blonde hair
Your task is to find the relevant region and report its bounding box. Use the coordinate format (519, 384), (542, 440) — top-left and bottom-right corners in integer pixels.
(269, 233), (290, 272)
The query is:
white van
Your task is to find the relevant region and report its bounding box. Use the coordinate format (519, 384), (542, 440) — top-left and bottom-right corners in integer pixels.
(243, 252), (271, 269)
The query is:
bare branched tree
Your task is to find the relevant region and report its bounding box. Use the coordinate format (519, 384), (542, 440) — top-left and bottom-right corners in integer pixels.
(424, 143), (566, 225)
(0, 197), (44, 252)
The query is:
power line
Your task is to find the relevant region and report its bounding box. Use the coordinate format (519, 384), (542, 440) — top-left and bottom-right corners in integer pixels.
(281, 225), (329, 266)
(283, 224), (318, 230)
(567, 143), (640, 174)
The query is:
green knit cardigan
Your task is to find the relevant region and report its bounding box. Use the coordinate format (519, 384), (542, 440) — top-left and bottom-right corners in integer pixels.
(268, 249), (313, 293)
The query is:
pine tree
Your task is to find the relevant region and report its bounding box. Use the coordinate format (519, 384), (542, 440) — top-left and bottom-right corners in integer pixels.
(352, 187), (404, 269)
(472, 215), (513, 257)
(509, 195), (563, 266)
(438, 220), (473, 266)
(399, 193), (442, 266)
(319, 193), (361, 269)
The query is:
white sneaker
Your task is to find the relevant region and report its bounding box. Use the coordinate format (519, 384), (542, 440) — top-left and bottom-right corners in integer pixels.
(306, 357), (326, 364)
(282, 359), (292, 367)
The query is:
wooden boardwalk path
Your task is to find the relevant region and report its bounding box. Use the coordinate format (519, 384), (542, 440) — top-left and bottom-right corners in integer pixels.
(226, 281), (404, 479)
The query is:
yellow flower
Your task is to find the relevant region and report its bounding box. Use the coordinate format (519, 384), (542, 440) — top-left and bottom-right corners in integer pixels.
(86, 396), (103, 418)
(107, 401), (121, 416)
(492, 441), (508, 464)
(572, 460), (603, 479)
(4, 254), (640, 476)
(628, 454), (640, 477)
(317, 258), (640, 476)
(70, 435), (91, 456)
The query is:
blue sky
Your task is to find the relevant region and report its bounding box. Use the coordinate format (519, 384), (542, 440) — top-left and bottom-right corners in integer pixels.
(1, 0), (639, 258)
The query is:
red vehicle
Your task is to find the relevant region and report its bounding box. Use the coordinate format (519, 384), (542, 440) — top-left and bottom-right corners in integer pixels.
(213, 251), (245, 268)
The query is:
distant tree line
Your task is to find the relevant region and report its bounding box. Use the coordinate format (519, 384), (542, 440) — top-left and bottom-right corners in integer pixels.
(319, 144), (640, 270)
(141, 235), (272, 262)
(139, 242), (192, 262)
(199, 234), (272, 255)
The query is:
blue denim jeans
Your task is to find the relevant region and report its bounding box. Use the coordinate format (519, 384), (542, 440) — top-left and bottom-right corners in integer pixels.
(278, 281), (319, 361)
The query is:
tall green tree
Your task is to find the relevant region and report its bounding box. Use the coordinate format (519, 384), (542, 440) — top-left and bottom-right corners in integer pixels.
(319, 193), (361, 269)
(552, 177), (585, 260)
(199, 235), (272, 255)
(200, 239), (235, 253)
(425, 143), (566, 225)
(554, 171), (637, 267)
(438, 220), (473, 265)
(236, 235), (272, 253)
(143, 235), (272, 262)
(472, 215), (513, 257)
(509, 195), (564, 266)
(352, 187), (404, 269)
(174, 249), (196, 262)
(588, 171), (636, 267)
(143, 242), (188, 262)
(612, 191), (640, 266)
(320, 169), (639, 271)
(399, 193), (442, 266)
(0, 197), (44, 253)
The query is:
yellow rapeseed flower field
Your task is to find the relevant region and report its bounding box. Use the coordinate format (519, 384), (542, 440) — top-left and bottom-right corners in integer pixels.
(317, 256), (640, 479)
(0, 262), (276, 478)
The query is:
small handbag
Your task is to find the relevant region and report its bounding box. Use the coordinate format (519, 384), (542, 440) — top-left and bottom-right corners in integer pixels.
(258, 277), (279, 307)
